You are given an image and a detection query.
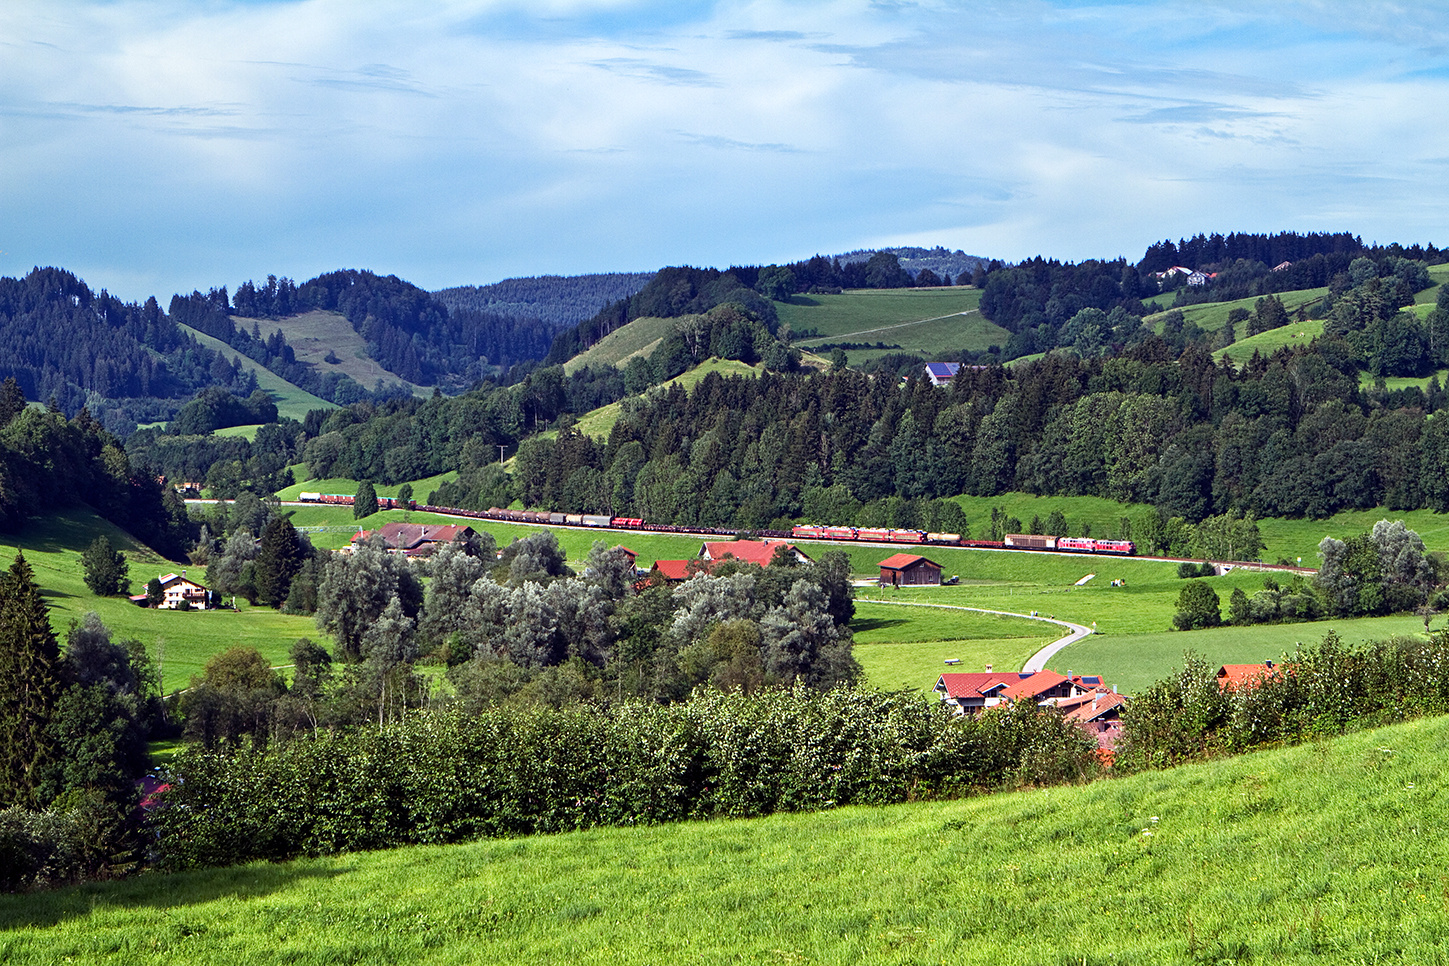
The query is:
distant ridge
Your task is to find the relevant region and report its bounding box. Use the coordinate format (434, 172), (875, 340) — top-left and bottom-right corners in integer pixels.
(433, 272), (656, 328)
(828, 246), (990, 282)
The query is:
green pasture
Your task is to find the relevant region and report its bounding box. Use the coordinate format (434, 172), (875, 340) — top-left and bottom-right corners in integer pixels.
(274, 470), (459, 503)
(239, 309), (429, 398)
(10, 714), (1449, 963)
(851, 601), (1052, 691)
(946, 491), (1155, 538)
(1215, 317), (1325, 364)
(0, 510), (317, 687)
(177, 324), (335, 420)
(212, 423), (261, 441)
(1053, 612), (1433, 696)
(1256, 506), (1449, 563)
(1147, 286), (1327, 335)
(1358, 367), (1449, 391)
(563, 315), (679, 374)
(777, 287), (1008, 364)
(558, 358), (763, 441)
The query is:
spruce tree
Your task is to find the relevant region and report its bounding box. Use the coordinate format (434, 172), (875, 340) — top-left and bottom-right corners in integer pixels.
(354, 481), (379, 519)
(0, 552), (63, 806)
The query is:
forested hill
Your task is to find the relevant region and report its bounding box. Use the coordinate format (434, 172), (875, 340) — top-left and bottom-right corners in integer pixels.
(433, 273), (656, 328)
(175, 269), (566, 392)
(0, 268), (261, 434)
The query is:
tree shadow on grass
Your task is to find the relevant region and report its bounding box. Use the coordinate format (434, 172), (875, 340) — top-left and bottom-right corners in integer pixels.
(850, 617), (908, 633)
(0, 860), (356, 930)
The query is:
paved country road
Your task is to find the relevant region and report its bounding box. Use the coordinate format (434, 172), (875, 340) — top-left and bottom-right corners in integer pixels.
(852, 597), (1093, 673)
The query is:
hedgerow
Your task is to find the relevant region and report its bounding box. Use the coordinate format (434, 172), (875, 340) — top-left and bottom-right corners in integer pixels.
(153, 686), (1098, 870)
(1117, 630), (1449, 769)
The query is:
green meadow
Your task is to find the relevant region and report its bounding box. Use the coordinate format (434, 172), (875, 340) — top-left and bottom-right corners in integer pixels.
(238, 309), (429, 398)
(0, 510), (318, 686)
(8, 713), (1449, 963)
(778, 287), (1009, 364)
(177, 324), (335, 421)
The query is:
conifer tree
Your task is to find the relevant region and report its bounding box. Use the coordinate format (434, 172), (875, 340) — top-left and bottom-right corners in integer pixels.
(0, 552), (63, 806)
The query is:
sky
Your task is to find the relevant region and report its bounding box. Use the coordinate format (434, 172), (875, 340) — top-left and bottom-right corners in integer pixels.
(4, 0), (1449, 303)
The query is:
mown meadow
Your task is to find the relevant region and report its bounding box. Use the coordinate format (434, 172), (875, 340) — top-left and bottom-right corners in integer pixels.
(6, 710), (1449, 963)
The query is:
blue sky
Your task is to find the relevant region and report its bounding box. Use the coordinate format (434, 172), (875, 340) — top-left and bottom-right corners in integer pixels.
(3, 0), (1449, 302)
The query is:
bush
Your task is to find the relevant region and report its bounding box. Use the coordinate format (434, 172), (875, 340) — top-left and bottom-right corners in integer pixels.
(153, 687), (1097, 870)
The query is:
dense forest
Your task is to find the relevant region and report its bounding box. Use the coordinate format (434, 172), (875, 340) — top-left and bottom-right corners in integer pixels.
(433, 272), (656, 327)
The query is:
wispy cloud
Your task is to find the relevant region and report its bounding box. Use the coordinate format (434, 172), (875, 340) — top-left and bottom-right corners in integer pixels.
(2, 0), (1448, 301)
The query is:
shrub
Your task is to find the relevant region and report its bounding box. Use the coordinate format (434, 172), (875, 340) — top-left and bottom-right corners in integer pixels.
(152, 687), (1098, 870)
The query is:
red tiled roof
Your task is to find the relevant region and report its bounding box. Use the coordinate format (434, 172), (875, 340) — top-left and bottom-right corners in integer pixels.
(1217, 663), (1280, 691)
(651, 560), (694, 581)
(700, 541), (809, 566)
(998, 669), (1071, 702)
(935, 671), (1026, 699)
(1057, 689), (1128, 723)
(878, 553), (940, 571)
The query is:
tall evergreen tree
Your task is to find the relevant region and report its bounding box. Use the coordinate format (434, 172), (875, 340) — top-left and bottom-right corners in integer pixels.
(0, 552), (63, 806)
(354, 481), (379, 519)
(254, 515), (304, 608)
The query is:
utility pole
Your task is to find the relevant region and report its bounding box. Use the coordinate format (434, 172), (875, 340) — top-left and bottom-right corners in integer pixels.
(498, 444), (506, 464)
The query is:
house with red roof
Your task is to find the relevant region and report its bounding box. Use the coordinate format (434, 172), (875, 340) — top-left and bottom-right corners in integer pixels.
(130, 572), (209, 609)
(699, 540), (811, 567)
(934, 666), (1112, 716)
(878, 553), (942, 587)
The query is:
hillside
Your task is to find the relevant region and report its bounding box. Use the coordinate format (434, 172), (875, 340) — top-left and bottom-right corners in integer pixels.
(7, 712), (1449, 962)
(177, 324), (335, 420)
(562, 314), (680, 374)
(433, 272), (656, 327)
(233, 309), (429, 398)
(779, 287), (1008, 365)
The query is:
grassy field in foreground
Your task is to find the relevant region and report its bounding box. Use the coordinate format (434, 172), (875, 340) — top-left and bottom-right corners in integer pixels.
(8, 714), (1449, 963)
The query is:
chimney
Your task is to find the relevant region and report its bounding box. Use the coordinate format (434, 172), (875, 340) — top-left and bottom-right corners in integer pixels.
(985, 664), (992, 673)
(1266, 659), (1274, 669)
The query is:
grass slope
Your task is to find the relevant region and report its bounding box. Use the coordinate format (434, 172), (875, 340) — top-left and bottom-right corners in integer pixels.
(237, 309), (429, 398)
(778, 288), (1008, 366)
(178, 324), (335, 420)
(562, 315), (680, 374)
(8, 714), (1449, 963)
(1, 510), (319, 686)
(546, 358), (762, 441)
(1147, 286), (1328, 336)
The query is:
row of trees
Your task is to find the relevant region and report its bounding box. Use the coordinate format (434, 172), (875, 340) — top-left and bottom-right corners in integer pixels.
(1173, 520), (1439, 630)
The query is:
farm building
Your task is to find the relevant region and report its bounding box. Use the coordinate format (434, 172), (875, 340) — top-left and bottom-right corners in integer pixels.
(351, 522), (478, 557)
(699, 541), (811, 567)
(648, 559), (696, 583)
(130, 572), (209, 610)
(925, 361), (960, 386)
(878, 553), (942, 586)
(1217, 661), (1280, 691)
(933, 667), (1111, 716)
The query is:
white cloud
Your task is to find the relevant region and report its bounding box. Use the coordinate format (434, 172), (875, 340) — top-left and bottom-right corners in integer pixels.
(0, 0), (1448, 299)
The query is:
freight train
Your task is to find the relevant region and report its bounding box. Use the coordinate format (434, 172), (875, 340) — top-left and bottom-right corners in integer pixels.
(295, 492), (1136, 556)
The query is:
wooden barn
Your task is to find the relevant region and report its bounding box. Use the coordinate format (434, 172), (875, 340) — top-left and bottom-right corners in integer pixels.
(878, 553), (943, 587)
